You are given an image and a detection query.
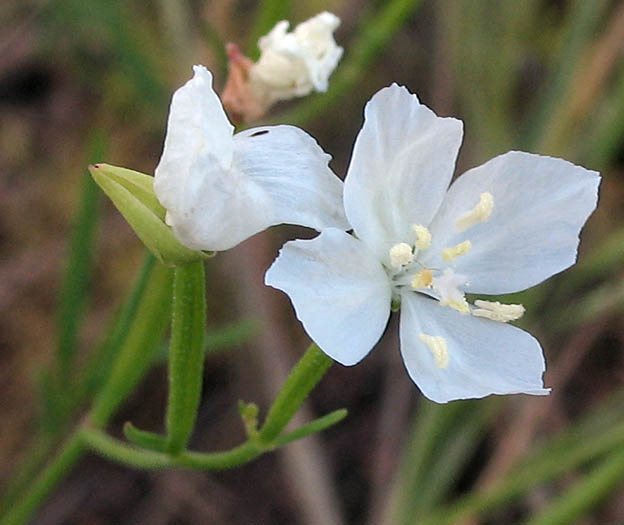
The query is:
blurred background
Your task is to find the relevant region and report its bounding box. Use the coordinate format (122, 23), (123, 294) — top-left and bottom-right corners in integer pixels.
(1, 0), (624, 523)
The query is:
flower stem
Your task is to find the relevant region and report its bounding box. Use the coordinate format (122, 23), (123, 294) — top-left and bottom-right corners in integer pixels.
(165, 260), (207, 454)
(258, 343), (333, 444)
(81, 426), (265, 470)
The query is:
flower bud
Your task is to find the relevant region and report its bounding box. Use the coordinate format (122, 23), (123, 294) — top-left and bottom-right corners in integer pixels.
(222, 12), (343, 122)
(89, 163), (211, 265)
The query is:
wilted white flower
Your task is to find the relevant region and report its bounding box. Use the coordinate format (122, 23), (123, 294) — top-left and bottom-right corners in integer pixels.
(266, 84), (600, 403)
(154, 65), (349, 252)
(249, 11), (343, 105)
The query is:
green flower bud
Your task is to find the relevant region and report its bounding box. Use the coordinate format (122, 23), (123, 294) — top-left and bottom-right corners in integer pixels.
(89, 163), (212, 265)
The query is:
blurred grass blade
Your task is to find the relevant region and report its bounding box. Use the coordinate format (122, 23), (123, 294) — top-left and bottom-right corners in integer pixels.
(56, 132), (108, 381)
(524, 445), (624, 525)
(523, 0), (610, 152)
(389, 399), (484, 525)
(89, 263), (174, 426)
(247, 0), (293, 58)
(404, 401), (501, 518)
(79, 254), (157, 398)
(422, 396), (624, 524)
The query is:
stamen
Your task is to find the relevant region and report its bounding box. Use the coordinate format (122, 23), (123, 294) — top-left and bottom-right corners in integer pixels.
(440, 297), (470, 314)
(419, 334), (449, 369)
(442, 240), (472, 262)
(472, 300), (525, 322)
(389, 242), (414, 268)
(410, 268), (433, 289)
(412, 224), (432, 250)
(456, 192), (494, 232)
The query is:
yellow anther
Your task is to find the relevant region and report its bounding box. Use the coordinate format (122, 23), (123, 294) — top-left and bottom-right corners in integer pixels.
(440, 297), (470, 315)
(389, 242), (414, 268)
(472, 300), (525, 322)
(456, 192), (494, 232)
(412, 224), (432, 250)
(442, 240), (472, 262)
(418, 334), (449, 369)
(410, 268), (433, 289)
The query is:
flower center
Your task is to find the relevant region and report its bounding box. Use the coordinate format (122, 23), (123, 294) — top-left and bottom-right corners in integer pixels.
(385, 192), (525, 322)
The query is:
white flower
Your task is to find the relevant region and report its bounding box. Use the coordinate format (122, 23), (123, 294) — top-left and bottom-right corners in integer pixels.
(154, 65), (349, 252)
(249, 11), (343, 105)
(265, 84), (600, 403)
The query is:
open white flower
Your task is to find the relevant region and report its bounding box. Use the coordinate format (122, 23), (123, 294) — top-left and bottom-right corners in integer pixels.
(249, 11), (343, 105)
(154, 65), (349, 251)
(266, 84), (600, 403)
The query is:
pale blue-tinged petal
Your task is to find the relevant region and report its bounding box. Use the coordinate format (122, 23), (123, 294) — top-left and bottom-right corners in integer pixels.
(155, 65), (235, 217)
(265, 229), (392, 365)
(399, 292), (550, 403)
(157, 123), (348, 251)
(160, 152), (273, 251)
(423, 151), (600, 294)
(343, 84), (463, 263)
(233, 125), (349, 232)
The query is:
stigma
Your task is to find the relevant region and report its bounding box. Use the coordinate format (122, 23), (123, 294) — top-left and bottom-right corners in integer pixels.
(433, 269), (470, 314)
(472, 300), (525, 322)
(419, 334), (449, 369)
(456, 192), (494, 232)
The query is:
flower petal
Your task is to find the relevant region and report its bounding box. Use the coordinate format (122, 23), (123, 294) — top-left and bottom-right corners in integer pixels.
(155, 65), (234, 217)
(157, 123), (349, 251)
(424, 151), (600, 294)
(233, 125), (350, 232)
(159, 152), (272, 251)
(343, 84), (463, 263)
(399, 292), (550, 403)
(265, 228), (392, 365)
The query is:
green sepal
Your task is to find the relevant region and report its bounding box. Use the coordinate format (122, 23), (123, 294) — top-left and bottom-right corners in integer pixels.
(123, 422), (168, 453)
(89, 163), (212, 266)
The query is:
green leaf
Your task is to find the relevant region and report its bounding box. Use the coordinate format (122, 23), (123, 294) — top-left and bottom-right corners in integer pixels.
(123, 422), (168, 453)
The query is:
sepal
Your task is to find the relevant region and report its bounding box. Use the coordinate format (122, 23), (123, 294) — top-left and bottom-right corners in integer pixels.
(89, 163), (212, 265)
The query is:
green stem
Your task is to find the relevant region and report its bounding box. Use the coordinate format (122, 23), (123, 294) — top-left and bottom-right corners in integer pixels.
(165, 260), (207, 454)
(258, 343), (333, 444)
(81, 426), (264, 470)
(1, 433), (84, 525)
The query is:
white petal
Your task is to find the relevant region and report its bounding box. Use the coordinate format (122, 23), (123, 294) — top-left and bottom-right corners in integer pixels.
(343, 84), (463, 262)
(160, 152), (272, 251)
(155, 65), (234, 217)
(233, 125), (350, 232)
(424, 151), (600, 294)
(399, 292), (550, 403)
(157, 125), (349, 252)
(265, 229), (392, 365)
